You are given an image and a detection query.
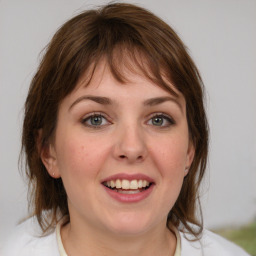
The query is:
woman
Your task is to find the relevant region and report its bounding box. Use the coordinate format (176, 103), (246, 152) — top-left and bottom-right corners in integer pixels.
(2, 2), (250, 256)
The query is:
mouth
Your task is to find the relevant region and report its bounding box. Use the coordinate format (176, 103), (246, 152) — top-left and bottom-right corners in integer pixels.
(102, 179), (153, 194)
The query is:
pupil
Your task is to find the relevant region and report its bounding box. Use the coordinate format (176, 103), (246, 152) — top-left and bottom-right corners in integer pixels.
(153, 117), (163, 126)
(91, 116), (102, 125)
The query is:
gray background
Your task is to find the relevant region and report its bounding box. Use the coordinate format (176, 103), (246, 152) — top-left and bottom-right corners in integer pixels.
(0, 0), (256, 245)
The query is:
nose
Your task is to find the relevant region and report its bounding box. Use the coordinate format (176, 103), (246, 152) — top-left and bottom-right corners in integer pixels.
(113, 124), (148, 163)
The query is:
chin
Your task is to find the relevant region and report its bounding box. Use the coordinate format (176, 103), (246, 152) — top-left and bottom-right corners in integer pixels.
(101, 212), (156, 236)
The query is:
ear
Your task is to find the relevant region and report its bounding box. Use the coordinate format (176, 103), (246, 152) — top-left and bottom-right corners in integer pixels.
(37, 130), (61, 178)
(184, 141), (195, 176)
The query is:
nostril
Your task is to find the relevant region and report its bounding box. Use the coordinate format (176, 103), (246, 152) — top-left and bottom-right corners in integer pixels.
(118, 154), (144, 161)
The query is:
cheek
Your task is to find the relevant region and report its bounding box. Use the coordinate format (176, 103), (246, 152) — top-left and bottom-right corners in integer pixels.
(56, 133), (107, 178)
(54, 134), (108, 206)
(150, 135), (189, 174)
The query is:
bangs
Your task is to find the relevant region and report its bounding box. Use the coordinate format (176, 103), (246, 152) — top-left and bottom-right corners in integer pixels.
(78, 43), (178, 98)
(51, 6), (184, 99)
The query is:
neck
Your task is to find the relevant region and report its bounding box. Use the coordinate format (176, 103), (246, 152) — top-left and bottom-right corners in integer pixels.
(60, 217), (177, 256)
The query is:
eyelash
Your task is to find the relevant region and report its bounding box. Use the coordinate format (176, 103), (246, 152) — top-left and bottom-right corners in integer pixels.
(147, 113), (175, 128)
(81, 112), (175, 129)
(81, 112), (110, 129)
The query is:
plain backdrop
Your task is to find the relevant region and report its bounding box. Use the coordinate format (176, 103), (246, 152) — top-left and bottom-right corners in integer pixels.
(0, 0), (256, 246)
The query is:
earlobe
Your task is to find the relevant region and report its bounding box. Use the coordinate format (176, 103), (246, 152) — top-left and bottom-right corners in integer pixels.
(37, 130), (60, 178)
(40, 143), (61, 178)
(185, 142), (195, 176)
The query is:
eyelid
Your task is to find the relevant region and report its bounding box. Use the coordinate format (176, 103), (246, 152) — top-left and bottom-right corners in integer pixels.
(81, 112), (112, 127)
(146, 112), (176, 126)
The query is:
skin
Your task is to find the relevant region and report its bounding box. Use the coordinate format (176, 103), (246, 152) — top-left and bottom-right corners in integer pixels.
(41, 61), (195, 256)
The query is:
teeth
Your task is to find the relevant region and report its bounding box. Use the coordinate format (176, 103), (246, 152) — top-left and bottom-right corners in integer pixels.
(110, 180), (115, 188)
(142, 180), (147, 188)
(116, 179), (122, 189)
(118, 190), (141, 194)
(130, 180), (138, 189)
(104, 179), (150, 190)
(122, 180), (130, 189)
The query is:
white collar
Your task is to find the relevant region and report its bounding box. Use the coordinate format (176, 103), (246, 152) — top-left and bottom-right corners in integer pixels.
(56, 218), (181, 256)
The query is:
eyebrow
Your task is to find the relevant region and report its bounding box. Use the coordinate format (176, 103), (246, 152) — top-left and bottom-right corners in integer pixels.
(69, 96), (112, 110)
(69, 95), (182, 112)
(143, 96), (183, 112)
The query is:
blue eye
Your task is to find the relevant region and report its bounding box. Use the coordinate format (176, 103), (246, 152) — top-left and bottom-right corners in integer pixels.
(82, 114), (109, 127)
(148, 114), (174, 127)
(151, 116), (164, 126)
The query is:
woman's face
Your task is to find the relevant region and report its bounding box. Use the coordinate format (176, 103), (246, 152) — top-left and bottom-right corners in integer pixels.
(43, 61), (194, 236)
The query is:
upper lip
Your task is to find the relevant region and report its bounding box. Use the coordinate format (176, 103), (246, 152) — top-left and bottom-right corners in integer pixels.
(101, 173), (155, 183)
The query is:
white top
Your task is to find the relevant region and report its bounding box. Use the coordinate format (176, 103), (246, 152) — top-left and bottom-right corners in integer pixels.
(55, 219), (181, 256)
(1, 217), (250, 256)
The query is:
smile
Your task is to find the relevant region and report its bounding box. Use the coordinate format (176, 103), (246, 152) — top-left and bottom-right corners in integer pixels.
(103, 179), (151, 193)
(102, 175), (154, 202)
(102, 174), (154, 202)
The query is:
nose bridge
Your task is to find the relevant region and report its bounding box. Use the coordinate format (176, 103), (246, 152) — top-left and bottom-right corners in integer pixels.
(114, 120), (147, 163)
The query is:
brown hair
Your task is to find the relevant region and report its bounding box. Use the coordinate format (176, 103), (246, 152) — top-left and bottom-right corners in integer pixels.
(22, 2), (208, 237)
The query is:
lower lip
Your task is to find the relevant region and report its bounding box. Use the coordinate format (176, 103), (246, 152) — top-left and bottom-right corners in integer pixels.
(103, 184), (154, 203)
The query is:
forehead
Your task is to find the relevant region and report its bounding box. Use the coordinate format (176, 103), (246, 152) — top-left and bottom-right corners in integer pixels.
(74, 59), (181, 98)
(74, 53), (181, 98)
(63, 59), (186, 115)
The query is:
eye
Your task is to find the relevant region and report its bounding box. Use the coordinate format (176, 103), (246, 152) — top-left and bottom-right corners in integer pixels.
(147, 114), (175, 127)
(81, 113), (110, 128)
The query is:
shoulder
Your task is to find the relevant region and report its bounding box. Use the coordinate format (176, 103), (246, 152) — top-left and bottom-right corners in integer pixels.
(0, 217), (59, 256)
(179, 228), (250, 256)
